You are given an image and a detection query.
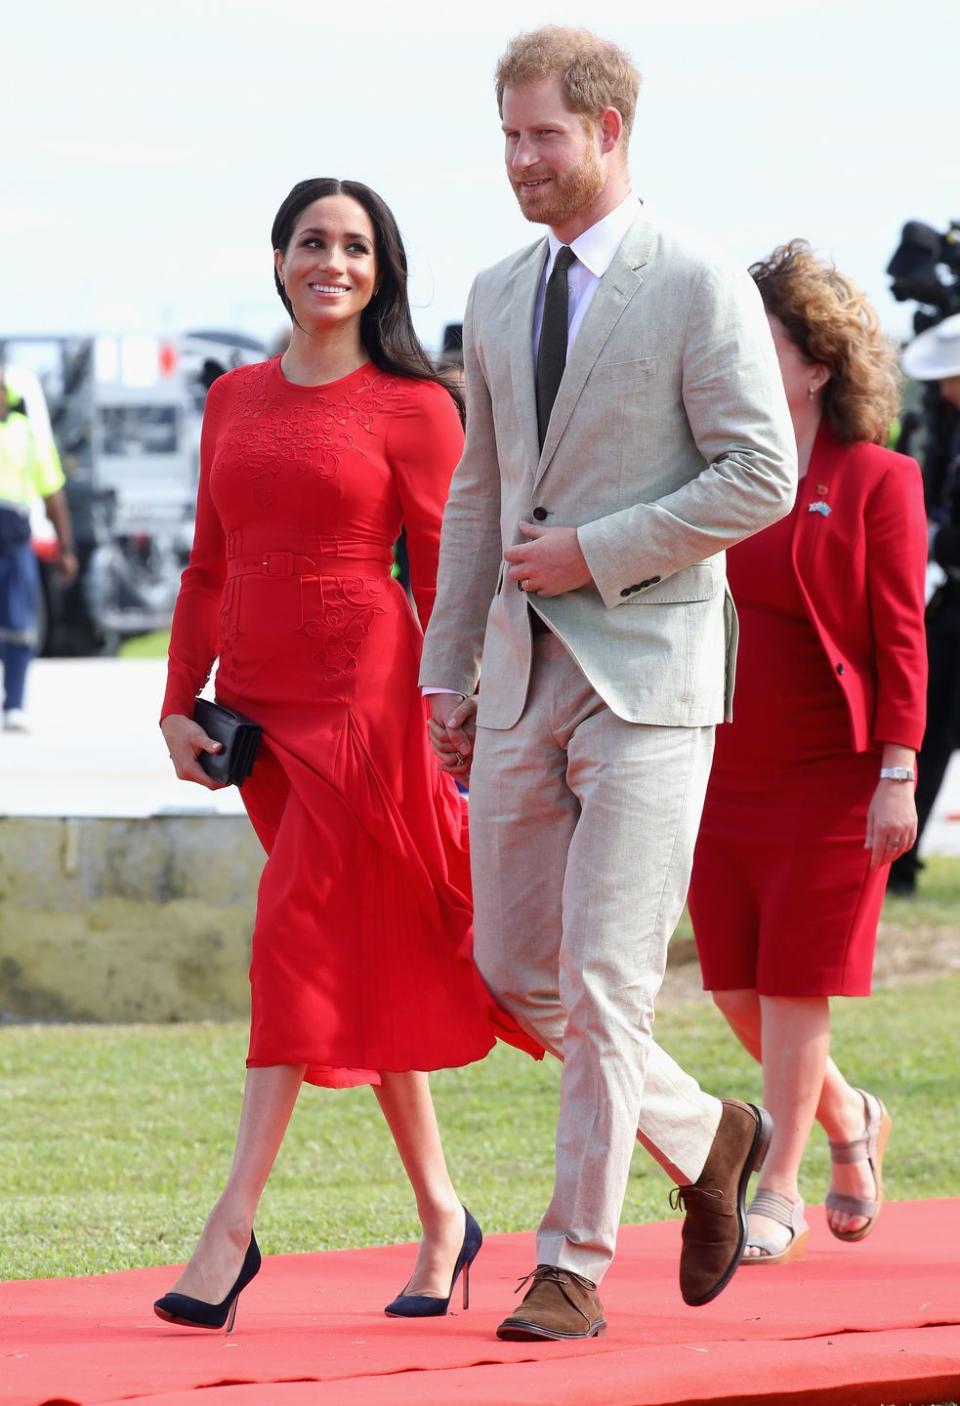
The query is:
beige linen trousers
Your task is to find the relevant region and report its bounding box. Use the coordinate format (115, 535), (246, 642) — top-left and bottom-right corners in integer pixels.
(420, 208), (797, 1284)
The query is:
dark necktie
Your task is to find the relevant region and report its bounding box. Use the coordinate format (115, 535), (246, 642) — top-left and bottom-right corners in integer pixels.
(536, 245), (576, 449)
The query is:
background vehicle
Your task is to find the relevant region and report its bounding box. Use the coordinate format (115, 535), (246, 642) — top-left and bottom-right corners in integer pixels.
(1, 330), (265, 654)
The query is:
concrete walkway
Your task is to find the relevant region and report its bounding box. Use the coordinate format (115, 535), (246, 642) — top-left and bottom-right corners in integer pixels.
(2, 659), (959, 854)
(1, 659), (244, 818)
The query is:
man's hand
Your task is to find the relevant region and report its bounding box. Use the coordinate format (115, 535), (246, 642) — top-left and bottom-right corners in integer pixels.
(55, 550), (79, 588)
(504, 522), (593, 598)
(427, 694), (477, 779)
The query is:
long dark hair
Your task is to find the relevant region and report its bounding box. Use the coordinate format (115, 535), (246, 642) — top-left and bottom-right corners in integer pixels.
(271, 178), (463, 418)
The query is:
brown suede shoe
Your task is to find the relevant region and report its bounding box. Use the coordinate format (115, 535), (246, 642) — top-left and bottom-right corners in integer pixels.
(673, 1098), (773, 1307)
(496, 1264), (607, 1341)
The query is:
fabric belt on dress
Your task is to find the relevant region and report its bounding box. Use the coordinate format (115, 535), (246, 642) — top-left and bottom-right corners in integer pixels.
(227, 550), (391, 579)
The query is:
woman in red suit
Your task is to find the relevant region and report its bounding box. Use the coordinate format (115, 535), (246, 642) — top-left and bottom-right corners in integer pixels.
(688, 242), (927, 1264)
(155, 178), (538, 1331)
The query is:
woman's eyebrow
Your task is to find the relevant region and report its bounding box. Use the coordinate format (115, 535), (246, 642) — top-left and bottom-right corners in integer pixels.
(298, 226), (371, 241)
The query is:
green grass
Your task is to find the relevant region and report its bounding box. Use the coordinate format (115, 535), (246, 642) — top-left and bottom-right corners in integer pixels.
(2, 975), (958, 1280)
(118, 629), (170, 659)
(882, 851), (960, 927)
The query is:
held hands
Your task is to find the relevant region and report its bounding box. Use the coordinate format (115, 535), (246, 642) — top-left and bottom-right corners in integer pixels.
(504, 522), (593, 598)
(865, 780), (918, 869)
(161, 713), (227, 790)
(427, 694), (477, 780)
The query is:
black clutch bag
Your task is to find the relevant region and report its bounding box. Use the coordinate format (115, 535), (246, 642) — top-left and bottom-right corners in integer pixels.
(193, 698), (262, 787)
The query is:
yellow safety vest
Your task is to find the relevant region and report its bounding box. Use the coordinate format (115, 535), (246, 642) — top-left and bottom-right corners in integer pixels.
(0, 411), (65, 509)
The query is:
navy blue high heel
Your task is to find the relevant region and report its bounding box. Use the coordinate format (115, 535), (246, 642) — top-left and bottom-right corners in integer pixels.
(154, 1232), (261, 1333)
(384, 1209), (482, 1318)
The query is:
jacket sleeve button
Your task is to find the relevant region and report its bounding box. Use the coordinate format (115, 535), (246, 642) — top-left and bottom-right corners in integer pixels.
(532, 506), (548, 521)
(620, 587), (632, 598)
(836, 662), (845, 675)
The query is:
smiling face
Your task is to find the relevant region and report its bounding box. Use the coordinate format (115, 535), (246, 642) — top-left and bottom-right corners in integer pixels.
(501, 76), (612, 236)
(273, 195), (377, 335)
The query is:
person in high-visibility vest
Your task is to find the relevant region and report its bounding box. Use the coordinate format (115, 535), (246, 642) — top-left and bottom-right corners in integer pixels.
(0, 367), (77, 730)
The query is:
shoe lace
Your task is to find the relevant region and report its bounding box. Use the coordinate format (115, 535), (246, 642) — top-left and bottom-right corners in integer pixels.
(512, 1263), (594, 1326)
(670, 1185), (724, 1212)
(514, 1264), (565, 1295)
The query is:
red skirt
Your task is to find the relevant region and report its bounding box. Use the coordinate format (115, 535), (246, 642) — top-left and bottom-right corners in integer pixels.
(688, 750), (888, 997)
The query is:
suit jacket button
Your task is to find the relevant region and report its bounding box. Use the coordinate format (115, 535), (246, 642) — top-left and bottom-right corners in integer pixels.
(836, 662), (845, 674)
(533, 506), (548, 521)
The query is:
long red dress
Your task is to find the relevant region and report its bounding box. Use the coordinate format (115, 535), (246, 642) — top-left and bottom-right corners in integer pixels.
(162, 358), (538, 1085)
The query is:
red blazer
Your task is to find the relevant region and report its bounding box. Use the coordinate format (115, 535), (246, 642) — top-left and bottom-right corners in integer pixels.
(789, 423), (927, 753)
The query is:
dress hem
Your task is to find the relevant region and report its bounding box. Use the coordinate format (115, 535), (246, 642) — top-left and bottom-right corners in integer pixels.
(246, 1037), (500, 1090)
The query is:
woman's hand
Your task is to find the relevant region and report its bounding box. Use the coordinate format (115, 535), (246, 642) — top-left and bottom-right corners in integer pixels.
(865, 779), (917, 869)
(427, 694), (477, 780)
(160, 713), (226, 790)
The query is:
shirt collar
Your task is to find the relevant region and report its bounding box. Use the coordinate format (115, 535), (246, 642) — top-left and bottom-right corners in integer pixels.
(547, 192), (641, 278)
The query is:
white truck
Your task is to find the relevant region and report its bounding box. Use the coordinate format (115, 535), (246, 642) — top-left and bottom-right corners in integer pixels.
(0, 330), (266, 654)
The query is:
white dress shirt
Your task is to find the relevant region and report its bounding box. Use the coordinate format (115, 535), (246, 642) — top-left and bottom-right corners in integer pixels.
(532, 191), (641, 364)
(425, 193), (641, 700)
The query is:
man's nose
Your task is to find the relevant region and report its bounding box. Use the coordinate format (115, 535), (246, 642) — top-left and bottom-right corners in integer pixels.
(509, 137), (537, 170)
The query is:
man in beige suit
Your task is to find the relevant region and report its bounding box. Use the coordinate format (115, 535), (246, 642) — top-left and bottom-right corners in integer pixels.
(421, 27), (797, 1340)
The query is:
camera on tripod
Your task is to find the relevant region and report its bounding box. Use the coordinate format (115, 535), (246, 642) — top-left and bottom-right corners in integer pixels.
(890, 221), (960, 586)
(887, 220), (960, 335)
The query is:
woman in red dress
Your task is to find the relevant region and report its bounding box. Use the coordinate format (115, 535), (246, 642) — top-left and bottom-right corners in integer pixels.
(155, 179), (537, 1330)
(688, 242), (927, 1264)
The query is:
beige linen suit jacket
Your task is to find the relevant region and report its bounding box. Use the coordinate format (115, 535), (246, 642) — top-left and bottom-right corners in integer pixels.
(420, 208), (798, 728)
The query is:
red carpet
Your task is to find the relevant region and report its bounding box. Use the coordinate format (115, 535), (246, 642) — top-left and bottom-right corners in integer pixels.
(2, 1200), (959, 1406)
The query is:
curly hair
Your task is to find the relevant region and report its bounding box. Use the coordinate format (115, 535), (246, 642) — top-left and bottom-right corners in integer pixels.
(495, 26), (641, 147)
(749, 240), (899, 445)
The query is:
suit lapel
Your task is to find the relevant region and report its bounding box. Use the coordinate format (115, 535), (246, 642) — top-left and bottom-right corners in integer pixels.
(535, 214), (654, 485)
(507, 240), (549, 475)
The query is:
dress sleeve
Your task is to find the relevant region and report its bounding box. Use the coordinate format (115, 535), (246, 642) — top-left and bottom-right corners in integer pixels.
(865, 453), (928, 750)
(385, 379), (465, 632)
(160, 378), (230, 721)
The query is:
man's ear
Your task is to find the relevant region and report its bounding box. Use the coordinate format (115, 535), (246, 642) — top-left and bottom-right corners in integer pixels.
(599, 105), (624, 156)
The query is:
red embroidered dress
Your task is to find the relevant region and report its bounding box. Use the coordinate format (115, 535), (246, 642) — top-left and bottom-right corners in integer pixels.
(162, 359), (535, 1085)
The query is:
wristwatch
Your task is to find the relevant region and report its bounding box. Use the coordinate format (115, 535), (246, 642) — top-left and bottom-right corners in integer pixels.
(879, 766), (913, 782)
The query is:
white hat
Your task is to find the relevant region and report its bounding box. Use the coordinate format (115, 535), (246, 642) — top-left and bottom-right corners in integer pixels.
(902, 312), (960, 381)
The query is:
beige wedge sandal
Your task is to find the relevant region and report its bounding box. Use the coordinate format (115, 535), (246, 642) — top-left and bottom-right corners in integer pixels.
(826, 1088), (892, 1243)
(740, 1189), (809, 1265)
